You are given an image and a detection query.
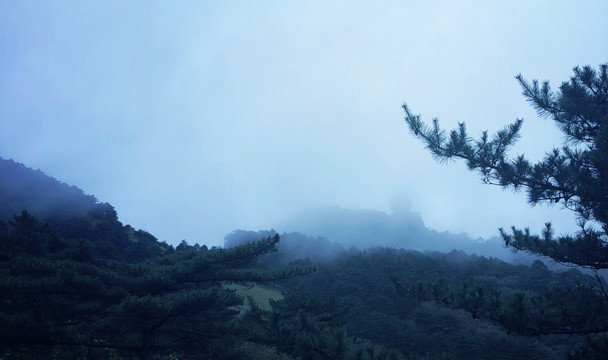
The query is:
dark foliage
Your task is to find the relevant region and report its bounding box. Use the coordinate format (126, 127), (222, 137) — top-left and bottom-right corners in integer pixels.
(402, 64), (608, 351)
(403, 64), (608, 270)
(0, 160), (313, 359)
(0, 210), (313, 359)
(225, 229), (345, 267)
(269, 244), (590, 359)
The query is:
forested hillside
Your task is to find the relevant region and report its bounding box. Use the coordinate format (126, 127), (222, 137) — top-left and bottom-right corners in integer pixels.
(277, 206), (538, 264)
(0, 158), (98, 222)
(0, 158), (313, 359)
(0, 158), (602, 359)
(226, 229), (597, 359)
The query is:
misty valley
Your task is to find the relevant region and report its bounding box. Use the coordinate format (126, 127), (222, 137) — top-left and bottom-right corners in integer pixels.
(1, 155), (606, 360)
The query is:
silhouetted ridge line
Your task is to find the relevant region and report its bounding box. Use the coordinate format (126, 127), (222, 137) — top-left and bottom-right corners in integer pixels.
(0, 156), (171, 262)
(0, 157), (98, 221)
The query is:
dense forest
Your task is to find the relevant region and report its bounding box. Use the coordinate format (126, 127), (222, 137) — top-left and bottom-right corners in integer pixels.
(0, 156), (604, 359)
(1, 61), (607, 360)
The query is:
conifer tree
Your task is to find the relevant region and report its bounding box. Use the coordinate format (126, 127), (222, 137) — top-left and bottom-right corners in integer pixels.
(401, 64), (608, 343)
(403, 64), (608, 271)
(0, 210), (313, 359)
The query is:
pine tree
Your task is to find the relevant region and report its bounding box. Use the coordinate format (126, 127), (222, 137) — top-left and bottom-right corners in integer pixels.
(0, 211), (313, 359)
(403, 64), (608, 272)
(401, 64), (608, 343)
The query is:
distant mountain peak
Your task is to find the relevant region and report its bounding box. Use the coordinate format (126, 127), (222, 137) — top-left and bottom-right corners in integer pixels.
(275, 205), (533, 263)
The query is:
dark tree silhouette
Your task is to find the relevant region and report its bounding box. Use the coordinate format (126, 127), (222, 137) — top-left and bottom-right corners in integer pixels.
(401, 64), (608, 348)
(403, 64), (608, 271)
(0, 212), (313, 359)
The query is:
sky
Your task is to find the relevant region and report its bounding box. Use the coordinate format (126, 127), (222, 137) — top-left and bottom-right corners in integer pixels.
(1, 1), (607, 247)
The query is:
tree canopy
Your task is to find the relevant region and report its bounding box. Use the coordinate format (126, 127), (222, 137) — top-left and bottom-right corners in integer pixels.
(403, 64), (608, 271)
(3, 156), (605, 359)
(401, 64), (608, 346)
(0, 209), (313, 359)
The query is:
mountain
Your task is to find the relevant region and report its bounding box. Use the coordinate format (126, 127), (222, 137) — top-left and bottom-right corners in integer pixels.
(2, 156), (597, 359)
(276, 206), (538, 264)
(0, 156), (310, 359)
(0, 157), (98, 221)
(0, 156), (170, 261)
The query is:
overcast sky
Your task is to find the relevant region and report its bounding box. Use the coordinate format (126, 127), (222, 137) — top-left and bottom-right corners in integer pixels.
(1, 1), (607, 247)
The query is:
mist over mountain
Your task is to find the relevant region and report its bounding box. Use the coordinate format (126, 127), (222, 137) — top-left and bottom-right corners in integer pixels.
(1, 155), (537, 266)
(0, 157), (99, 222)
(224, 229), (346, 267)
(276, 205), (538, 264)
(2, 155), (597, 358)
(0, 157), (169, 261)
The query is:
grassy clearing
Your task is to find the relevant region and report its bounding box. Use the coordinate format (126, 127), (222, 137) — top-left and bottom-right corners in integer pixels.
(226, 284), (284, 313)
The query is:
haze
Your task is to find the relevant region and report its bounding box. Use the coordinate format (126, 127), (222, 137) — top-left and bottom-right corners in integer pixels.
(2, 1), (607, 247)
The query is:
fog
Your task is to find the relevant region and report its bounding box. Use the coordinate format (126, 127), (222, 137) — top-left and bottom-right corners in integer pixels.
(1, 1), (607, 247)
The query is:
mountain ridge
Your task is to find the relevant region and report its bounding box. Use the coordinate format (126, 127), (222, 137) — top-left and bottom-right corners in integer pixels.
(276, 205), (538, 264)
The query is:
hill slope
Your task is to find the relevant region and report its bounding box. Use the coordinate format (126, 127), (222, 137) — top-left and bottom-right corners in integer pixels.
(276, 206), (537, 263)
(0, 157), (98, 221)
